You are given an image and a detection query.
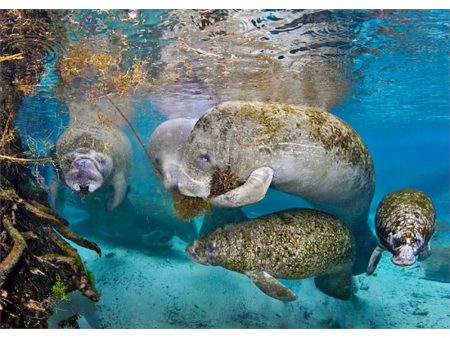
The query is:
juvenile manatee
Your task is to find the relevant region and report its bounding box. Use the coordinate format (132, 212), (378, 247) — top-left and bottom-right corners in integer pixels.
(367, 189), (436, 275)
(178, 101), (376, 274)
(148, 118), (197, 189)
(148, 117), (248, 232)
(186, 208), (355, 301)
(54, 101), (132, 211)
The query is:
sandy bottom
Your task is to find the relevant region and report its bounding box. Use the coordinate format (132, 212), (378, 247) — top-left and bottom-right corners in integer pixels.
(57, 224), (450, 329)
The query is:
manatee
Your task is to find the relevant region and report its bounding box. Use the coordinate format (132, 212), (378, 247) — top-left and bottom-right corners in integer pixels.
(178, 101), (376, 274)
(148, 118), (197, 189)
(53, 101), (132, 211)
(148, 117), (249, 233)
(367, 189), (436, 275)
(186, 208), (355, 301)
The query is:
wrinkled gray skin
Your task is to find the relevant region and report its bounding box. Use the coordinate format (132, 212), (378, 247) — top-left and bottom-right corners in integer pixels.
(186, 208), (355, 301)
(54, 118), (131, 211)
(148, 118), (249, 234)
(179, 101), (376, 274)
(148, 118), (198, 189)
(367, 189), (436, 275)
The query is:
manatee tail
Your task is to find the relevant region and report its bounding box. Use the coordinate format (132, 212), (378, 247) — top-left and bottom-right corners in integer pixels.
(351, 221), (378, 275)
(314, 265), (353, 300)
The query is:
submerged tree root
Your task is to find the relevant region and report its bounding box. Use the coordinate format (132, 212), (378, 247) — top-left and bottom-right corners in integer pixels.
(0, 189), (101, 304)
(0, 188), (102, 327)
(0, 215), (26, 287)
(0, 9), (101, 328)
(0, 188), (101, 326)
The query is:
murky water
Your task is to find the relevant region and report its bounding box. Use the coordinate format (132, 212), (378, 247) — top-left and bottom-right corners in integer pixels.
(5, 9), (450, 328)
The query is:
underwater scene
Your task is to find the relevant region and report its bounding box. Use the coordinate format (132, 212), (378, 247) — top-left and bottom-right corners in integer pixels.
(0, 9), (449, 329)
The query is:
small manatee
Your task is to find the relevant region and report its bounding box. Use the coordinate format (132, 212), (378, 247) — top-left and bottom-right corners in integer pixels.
(367, 189), (436, 275)
(186, 208), (355, 301)
(148, 118), (197, 190)
(54, 102), (132, 211)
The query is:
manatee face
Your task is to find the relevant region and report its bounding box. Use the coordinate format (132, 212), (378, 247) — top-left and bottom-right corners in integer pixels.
(148, 118), (197, 190)
(387, 230), (424, 266)
(63, 150), (113, 195)
(185, 237), (221, 266)
(178, 116), (223, 199)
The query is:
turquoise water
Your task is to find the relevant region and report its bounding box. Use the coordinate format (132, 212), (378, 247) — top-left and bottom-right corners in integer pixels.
(14, 10), (450, 328)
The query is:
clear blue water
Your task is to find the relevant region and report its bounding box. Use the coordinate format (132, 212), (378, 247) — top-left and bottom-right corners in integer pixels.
(14, 9), (450, 328)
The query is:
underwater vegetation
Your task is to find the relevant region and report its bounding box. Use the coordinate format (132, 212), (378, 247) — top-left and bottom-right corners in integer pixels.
(1, 9), (449, 329)
(51, 275), (70, 302)
(0, 10), (100, 328)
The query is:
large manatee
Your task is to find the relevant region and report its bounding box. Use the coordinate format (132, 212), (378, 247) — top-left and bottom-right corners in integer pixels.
(178, 101), (376, 274)
(186, 208), (355, 301)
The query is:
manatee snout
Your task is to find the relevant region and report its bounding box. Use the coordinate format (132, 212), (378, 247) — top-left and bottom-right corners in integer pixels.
(178, 167), (211, 199)
(65, 157), (104, 195)
(186, 239), (217, 266)
(161, 165), (180, 190)
(391, 245), (417, 266)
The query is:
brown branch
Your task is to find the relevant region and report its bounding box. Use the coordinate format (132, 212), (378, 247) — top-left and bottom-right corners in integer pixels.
(0, 154), (54, 164)
(105, 94), (153, 163)
(0, 111), (14, 149)
(0, 189), (101, 256)
(0, 216), (27, 287)
(44, 232), (99, 301)
(22, 201), (102, 257)
(0, 53), (23, 63)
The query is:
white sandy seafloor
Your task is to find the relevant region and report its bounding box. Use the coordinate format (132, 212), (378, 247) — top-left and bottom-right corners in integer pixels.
(48, 218), (450, 329)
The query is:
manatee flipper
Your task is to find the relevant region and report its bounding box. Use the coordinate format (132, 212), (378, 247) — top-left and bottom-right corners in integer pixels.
(211, 167), (274, 208)
(107, 171), (127, 211)
(366, 245), (384, 275)
(49, 176), (65, 209)
(418, 243), (432, 261)
(245, 270), (297, 302)
(314, 265), (353, 300)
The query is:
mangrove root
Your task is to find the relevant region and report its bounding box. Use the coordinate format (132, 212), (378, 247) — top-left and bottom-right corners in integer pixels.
(0, 215), (27, 287)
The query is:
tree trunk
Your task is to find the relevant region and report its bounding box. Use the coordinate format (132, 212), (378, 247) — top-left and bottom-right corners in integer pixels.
(0, 10), (101, 328)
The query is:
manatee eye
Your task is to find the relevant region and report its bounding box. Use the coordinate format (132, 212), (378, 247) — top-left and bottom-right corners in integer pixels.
(197, 153), (210, 164)
(95, 154), (108, 166)
(154, 157), (160, 166)
(205, 242), (218, 257)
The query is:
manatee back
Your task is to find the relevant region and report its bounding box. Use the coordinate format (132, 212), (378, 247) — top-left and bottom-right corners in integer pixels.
(375, 189), (436, 248)
(211, 208), (355, 279)
(189, 101), (374, 184)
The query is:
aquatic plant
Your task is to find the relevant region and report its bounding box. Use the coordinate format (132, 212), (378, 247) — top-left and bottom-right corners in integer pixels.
(51, 275), (70, 302)
(171, 190), (210, 221)
(171, 166), (242, 221)
(86, 269), (96, 287)
(209, 166), (241, 197)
